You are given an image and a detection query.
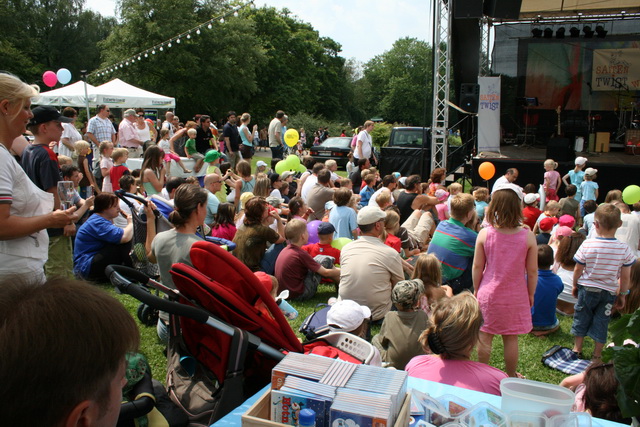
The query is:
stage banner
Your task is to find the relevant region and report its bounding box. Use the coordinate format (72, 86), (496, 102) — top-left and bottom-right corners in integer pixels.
(478, 76), (501, 153)
(592, 48), (640, 91)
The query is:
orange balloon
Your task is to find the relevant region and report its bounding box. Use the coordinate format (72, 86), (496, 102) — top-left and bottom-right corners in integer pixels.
(478, 162), (496, 180)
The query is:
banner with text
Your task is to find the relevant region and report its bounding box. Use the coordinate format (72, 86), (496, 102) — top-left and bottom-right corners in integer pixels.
(478, 76), (501, 153)
(592, 48), (640, 91)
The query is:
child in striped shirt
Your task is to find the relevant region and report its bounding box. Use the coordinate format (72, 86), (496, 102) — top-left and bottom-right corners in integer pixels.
(571, 203), (636, 360)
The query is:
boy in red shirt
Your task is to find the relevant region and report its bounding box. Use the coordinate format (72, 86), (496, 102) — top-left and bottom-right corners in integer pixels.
(302, 222), (341, 265)
(522, 192), (542, 231)
(109, 147), (130, 191)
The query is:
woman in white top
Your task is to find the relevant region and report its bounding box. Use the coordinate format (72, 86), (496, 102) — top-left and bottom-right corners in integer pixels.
(135, 111), (153, 149)
(552, 232), (585, 315)
(58, 107), (81, 158)
(0, 72), (76, 282)
(355, 120), (377, 164)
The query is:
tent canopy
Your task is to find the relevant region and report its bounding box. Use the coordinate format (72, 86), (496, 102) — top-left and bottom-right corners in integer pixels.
(34, 78), (175, 109)
(33, 81), (97, 107)
(93, 79), (175, 108)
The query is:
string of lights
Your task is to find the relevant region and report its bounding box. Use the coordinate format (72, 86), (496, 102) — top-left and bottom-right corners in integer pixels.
(91, 0), (255, 78)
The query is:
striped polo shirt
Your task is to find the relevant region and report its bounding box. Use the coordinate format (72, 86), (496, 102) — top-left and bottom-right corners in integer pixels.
(573, 237), (636, 293)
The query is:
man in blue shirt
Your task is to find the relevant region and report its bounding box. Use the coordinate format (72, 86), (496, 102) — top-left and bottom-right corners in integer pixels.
(427, 193), (478, 293)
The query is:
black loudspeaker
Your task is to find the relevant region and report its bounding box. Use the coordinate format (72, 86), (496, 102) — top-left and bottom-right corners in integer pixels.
(546, 137), (574, 162)
(454, 0), (483, 19)
(460, 84), (480, 114)
(483, 0), (522, 19)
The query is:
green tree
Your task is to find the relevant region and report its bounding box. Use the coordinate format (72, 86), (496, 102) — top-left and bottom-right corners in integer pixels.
(97, 0), (265, 121)
(361, 37), (433, 126)
(0, 0), (115, 85)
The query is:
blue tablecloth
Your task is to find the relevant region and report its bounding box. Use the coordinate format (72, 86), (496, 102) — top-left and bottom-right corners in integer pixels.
(212, 377), (624, 426)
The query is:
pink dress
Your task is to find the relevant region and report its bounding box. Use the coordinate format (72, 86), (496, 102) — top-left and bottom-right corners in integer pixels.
(476, 226), (532, 335)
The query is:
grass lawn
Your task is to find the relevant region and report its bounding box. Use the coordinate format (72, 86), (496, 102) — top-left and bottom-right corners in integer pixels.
(100, 152), (586, 388)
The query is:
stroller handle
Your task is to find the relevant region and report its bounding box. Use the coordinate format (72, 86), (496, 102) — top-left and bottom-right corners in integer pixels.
(115, 190), (161, 218)
(106, 265), (209, 324)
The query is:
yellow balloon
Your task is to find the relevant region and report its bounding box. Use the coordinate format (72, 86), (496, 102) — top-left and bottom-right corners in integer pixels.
(284, 129), (299, 147)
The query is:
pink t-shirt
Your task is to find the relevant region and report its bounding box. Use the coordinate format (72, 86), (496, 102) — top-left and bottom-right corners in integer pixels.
(436, 203), (449, 221)
(210, 223), (237, 241)
(405, 355), (508, 396)
(544, 170), (561, 190)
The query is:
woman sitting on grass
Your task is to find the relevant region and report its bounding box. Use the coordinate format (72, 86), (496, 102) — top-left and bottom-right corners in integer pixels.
(405, 292), (508, 396)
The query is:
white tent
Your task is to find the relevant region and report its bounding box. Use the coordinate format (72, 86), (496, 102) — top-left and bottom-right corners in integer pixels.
(93, 79), (175, 108)
(34, 81), (98, 107)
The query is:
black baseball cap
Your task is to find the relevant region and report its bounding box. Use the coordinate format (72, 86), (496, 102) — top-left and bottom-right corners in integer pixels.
(29, 106), (73, 126)
(317, 222), (336, 235)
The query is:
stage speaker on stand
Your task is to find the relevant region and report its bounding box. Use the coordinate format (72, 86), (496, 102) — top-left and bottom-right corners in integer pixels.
(460, 84), (480, 114)
(546, 137), (574, 162)
(454, 0), (483, 18)
(483, 0), (523, 19)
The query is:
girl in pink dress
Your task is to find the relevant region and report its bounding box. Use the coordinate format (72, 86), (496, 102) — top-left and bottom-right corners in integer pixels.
(472, 184), (537, 377)
(543, 159), (562, 202)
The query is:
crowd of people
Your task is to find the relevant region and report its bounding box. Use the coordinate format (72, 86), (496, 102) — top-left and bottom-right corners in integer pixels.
(1, 71), (639, 425)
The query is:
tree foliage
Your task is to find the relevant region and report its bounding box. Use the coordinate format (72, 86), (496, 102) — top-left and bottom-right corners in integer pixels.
(0, 0), (116, 86)
(360, 37), (433, 126)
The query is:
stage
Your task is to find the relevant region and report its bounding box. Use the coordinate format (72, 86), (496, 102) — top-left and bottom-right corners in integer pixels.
(471, 144), (640, 200)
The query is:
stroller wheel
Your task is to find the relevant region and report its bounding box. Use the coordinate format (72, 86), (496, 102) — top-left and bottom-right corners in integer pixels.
(137, 303), (159, 327)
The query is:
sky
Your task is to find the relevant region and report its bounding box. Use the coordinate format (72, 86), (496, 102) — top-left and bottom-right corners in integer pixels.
(83, 0), (434, 64)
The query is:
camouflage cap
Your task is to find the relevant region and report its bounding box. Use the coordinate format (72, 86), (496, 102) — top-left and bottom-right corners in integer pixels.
(392, 279), (425, 310)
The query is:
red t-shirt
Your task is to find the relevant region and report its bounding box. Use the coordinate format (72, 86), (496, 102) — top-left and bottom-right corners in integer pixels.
(384, 234), (402, 253)
(523, 206), (542, 231)
(274, 245), (321, 299)
(110, 164), (129, 191)
(302, 242), (341, 263)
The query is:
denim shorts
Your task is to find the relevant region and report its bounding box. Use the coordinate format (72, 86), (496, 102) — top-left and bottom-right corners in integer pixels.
(570, 286), (617, 343)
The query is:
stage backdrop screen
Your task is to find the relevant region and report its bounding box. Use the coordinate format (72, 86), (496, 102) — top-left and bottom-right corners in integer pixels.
(520, 39), (640, 111)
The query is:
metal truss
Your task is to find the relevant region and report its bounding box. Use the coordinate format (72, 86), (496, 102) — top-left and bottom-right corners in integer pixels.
(479, 18), (491, 76)
(431, 0), (452, 172)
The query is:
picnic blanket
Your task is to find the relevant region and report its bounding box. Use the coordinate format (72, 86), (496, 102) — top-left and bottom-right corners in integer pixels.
(541, 345), (591, 375)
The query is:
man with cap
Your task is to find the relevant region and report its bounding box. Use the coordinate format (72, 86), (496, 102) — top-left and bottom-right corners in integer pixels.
(118, 109), (144, 158)
(338, 206), (404, 322)
(22, 106), (76, 279)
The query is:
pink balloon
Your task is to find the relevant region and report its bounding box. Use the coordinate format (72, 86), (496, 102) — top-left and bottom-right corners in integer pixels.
(306, 220), (322, 244)
(42, 71), (57, 87)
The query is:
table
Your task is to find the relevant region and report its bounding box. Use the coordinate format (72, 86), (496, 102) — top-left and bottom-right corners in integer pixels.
(212, 377), (625, 427)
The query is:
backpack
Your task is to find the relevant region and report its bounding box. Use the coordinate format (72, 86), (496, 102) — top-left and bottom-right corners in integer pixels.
(299, 303), (331, 340)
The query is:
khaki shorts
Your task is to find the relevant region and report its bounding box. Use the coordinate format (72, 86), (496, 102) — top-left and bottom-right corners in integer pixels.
(45, 235), (74, 279)
(190, 152), (205, 161)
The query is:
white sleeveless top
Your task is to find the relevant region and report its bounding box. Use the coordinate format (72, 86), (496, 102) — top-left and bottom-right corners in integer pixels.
(137, 123), (152, 142)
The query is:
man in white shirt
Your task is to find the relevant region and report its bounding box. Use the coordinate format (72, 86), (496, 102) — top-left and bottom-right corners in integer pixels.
(86, 104), (117, 163)
(338, 206), (404, 321)
(491, 168), (519, 193)
(161, 111), (175, 138)
(268, 110), (285, 160)
(368, 174), (397, 207)
(118, 109), (144, 158)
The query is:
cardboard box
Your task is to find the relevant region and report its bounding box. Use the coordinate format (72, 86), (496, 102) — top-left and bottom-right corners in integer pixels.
(595, 132), (610, 153)
(242, 390), (411, 427)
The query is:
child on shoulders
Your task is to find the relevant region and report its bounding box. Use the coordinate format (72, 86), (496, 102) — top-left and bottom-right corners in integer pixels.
(372, 279), (430, 369)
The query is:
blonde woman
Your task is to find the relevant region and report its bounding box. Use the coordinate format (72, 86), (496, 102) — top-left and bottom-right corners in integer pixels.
(0, 72), (75, 282)
(406, 292), (508, 395)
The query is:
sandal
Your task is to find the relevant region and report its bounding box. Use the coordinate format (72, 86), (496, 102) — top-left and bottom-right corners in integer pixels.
(572, 350), (584, 359)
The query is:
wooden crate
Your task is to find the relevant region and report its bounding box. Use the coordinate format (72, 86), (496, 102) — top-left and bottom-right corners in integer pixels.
(242, 390), (411, 427)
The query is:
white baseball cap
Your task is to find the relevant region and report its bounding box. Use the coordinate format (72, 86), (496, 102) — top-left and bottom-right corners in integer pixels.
(256, 160), (268, 168)
(493, 182), (524, 201)
(574, 156), (587, 166)
(524, 193), (540, 204)
(357, 206), (386, 225)
(326, 300), (371, 332)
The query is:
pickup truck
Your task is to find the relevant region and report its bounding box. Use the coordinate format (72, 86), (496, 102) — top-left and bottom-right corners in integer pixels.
(378, 127), (470, 180)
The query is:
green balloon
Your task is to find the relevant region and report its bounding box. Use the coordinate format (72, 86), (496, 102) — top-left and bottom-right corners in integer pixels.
(297, 164), (307, 173)
(275, 160), (288, 175)
(286, 155), (301, 167)
(622, 185), (640, 205)
(331, 237), (353, 251)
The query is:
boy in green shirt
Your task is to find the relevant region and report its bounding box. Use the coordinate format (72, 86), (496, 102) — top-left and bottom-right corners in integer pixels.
(185, 128), (205, 173)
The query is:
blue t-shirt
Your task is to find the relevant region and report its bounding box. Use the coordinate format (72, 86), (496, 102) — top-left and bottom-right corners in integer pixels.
(580, 180), (598, 202)
(475, 201), (488, 220)
(73, 214), (124, 278)
(531, 269), (563, 327)
(359, 186), (375, 206)
(568, 170), (585, 201)
(205, 191), (220, 225)
(329, 205), (358, 239)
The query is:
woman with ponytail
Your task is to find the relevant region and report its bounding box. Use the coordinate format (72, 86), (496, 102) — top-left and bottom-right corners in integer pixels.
(405, 292), (508, 396)
(145, 183), (207, 289)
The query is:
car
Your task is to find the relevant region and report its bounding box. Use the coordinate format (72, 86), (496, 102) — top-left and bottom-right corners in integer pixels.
(309, 136), (353, 169)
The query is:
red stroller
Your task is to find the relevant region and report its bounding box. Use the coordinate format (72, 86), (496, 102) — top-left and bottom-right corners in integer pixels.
(107, 241), (375, 426)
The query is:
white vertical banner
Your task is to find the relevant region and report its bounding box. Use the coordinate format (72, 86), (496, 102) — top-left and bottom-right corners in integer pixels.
(478, 76), (501, 153)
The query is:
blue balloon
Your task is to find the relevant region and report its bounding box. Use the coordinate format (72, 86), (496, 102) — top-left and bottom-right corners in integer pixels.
(56, 68), (72, 85)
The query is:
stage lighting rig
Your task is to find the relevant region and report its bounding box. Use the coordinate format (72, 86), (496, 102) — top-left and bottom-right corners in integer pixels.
(532, 28), (543, 38)
(583, 26), (594, 38)
(556, 27), (565, 38)
(543, 28), (553, 38)
(595, 25), (607, 38)
(569, 27), (580, 37)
